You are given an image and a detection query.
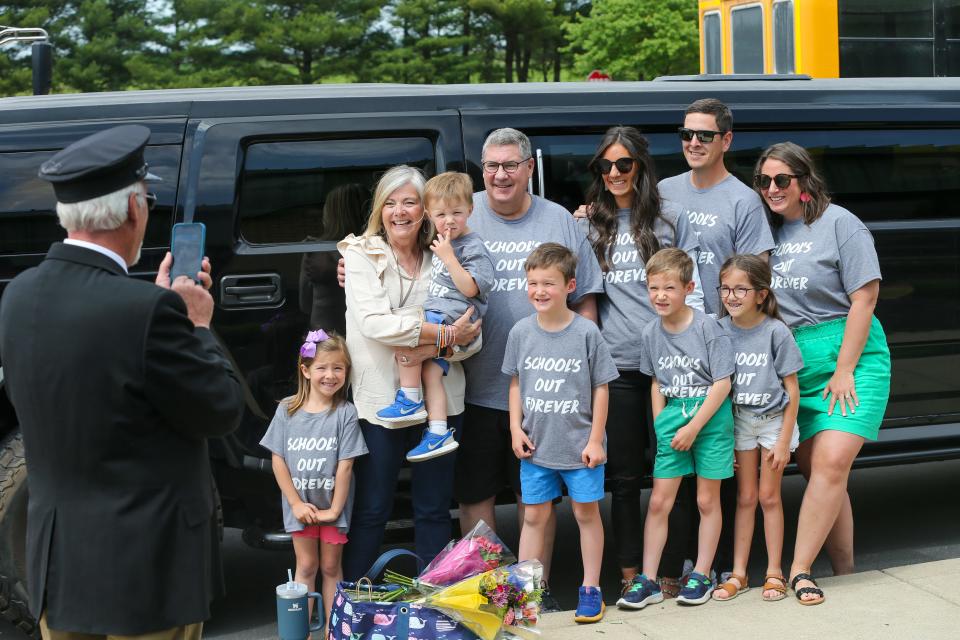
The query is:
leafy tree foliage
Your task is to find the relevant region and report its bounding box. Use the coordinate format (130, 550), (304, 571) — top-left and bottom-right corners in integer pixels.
(0, 0), (700, 94)
(565, 0), (699, 81)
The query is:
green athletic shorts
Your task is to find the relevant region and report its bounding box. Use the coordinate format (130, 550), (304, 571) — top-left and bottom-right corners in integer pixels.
(652, 396), (734, 480)
(793, 316), (891, 443)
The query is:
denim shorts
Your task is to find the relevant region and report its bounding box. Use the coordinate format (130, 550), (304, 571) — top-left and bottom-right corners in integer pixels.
(520, 459), (605, 504)
(733, 406), (799, 452)
(424, 309), (449, 375)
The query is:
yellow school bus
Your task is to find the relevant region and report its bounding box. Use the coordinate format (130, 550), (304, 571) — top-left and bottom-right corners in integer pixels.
(699, 1), (959, 78)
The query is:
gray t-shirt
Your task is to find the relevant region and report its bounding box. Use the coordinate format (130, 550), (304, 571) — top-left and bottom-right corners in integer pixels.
(259, 401), (368, 534)
(464, 193), (605, 411)
(638, 309), (735, 399)
(587, 203), (701, 370)
(501, 314), (619, 469)
(720, 315), (804, 415)
(658, 172), (775, 315)
(425, 232), (495, 322)
(770, 203), (882, 328)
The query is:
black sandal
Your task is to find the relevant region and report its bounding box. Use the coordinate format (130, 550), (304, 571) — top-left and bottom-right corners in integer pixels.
(790, 573), (825, 606)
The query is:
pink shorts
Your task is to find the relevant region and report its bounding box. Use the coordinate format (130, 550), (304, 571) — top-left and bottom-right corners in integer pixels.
(292, 525), (348, 544)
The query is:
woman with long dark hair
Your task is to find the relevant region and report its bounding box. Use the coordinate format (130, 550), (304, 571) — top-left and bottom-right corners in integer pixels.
(753, 142), (890, 605)
(577, 126), (704, 603)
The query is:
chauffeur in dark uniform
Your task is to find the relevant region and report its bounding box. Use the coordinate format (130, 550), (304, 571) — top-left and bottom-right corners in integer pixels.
(0, 125), (244, 639)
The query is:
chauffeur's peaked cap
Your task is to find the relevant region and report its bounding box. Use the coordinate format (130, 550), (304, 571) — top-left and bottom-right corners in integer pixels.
(38, 124), (161, 204)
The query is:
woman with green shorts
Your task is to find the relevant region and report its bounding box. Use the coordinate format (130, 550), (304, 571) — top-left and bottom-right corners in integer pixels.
(753, 142), (890, 605)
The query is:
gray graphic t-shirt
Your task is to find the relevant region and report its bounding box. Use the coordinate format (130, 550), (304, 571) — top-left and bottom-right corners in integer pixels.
(259, 401), (368, 534)
(659, 172), (775, 315)
(586, 203), (701, 370)
(425, 232), (496, 322)
(638, 309), (735, 398)
(720, 316), (804, 415)
(770, 203), (882, 328)
(464, 193), (604, 411)
(501, 314), (619, 469)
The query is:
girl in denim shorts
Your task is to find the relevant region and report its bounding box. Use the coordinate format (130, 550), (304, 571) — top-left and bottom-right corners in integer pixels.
(714, 255), (803, 603)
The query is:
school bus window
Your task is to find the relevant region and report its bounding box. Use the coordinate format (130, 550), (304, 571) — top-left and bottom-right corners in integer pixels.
(703, 12), (722, 74)
(731, 4), (764, 74)
(772, 1), (795, 74)
(839, 0), (933, 38)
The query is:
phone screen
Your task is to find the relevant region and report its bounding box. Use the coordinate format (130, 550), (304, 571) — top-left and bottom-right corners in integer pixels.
(170, 222), (206, 283)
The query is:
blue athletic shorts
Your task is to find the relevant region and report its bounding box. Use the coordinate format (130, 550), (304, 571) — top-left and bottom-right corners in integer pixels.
(520, 459), (605, 504)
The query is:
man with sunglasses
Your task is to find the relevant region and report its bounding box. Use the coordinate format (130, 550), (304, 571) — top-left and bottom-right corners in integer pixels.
(456, 127), (604, 611)
(659, 98), (775, 316)
(0, 125), (244, 640)
(657, 99), (775, 598)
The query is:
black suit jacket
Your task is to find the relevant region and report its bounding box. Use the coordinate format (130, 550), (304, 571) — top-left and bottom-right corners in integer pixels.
(0, 243), (244, 635)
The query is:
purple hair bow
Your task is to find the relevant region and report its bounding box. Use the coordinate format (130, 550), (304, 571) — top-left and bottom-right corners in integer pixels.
(299, 329), (330, 358)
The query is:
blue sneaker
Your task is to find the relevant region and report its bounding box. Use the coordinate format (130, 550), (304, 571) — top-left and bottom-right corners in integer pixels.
(616, 574), (663, 610)
(676, 571), (714, 605)
(405, 429), (458, 462)
(573, 586), (604, 623)
(376, 390), (427, 423)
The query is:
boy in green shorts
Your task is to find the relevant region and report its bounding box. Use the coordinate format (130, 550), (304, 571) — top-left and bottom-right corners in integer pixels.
(618, 247), (735, 609)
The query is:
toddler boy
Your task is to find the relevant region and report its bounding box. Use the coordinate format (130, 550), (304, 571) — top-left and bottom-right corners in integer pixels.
(377, 172), (495, 462)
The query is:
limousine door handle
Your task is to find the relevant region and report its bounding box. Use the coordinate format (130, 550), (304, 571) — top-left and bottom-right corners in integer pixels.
(220, 273), (283, 308)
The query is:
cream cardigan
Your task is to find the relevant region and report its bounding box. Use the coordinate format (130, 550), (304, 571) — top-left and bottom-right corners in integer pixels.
(338, 233), (476, 428)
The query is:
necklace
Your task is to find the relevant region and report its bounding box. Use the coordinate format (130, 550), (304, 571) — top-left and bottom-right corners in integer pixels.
(389, 243), (422, 308)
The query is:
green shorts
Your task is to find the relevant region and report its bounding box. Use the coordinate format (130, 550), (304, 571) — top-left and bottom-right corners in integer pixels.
(652, 396), (734, 480)
(793, 316), (891, 443)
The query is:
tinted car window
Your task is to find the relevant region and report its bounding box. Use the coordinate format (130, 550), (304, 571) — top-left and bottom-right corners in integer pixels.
(0, 146), (179, 255)
(237, 137), (435, 245)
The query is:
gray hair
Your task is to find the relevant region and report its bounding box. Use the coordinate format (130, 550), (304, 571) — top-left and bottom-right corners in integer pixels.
(56, 182), (144, 233)
(482, 128), (532, 161)
(363, 165), (432, 251)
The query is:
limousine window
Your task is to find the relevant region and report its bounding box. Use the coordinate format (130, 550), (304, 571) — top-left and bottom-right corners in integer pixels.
(0, 147), (178, 256)
(0, 146), (180, 255)
(237, 137), (435, 246)
(532, 129), (960, 223)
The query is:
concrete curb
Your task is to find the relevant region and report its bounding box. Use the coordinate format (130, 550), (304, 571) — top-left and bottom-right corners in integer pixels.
(538, 558), (960, 639)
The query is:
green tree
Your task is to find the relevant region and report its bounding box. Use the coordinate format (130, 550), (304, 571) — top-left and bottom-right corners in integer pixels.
(361, 0), (479, 84)
(565, 0), (698, 81)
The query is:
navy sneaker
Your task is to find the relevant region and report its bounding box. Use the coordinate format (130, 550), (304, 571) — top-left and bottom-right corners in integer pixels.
(540, 589), (562, 614)
(616, 574), (663, 610)
(405, 428), (458, 462)
(676, 571), (714, 605)
(573, 586), (605, 623)
(376, 390), (427, 423)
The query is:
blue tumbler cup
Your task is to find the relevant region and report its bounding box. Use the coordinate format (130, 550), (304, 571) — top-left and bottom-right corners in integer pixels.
(276, 579), (322, 640)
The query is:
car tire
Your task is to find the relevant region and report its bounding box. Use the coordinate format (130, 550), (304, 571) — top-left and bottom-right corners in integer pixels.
(0, 431), (38, 638)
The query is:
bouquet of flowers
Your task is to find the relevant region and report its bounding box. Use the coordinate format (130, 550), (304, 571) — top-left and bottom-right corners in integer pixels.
(417, 520), (515, 588)
(422, 561), (545, 640)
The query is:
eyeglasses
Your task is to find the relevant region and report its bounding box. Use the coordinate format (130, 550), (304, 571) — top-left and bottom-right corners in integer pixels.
(481, 158), (530, 174)
(718, 285), (755, 300)
(142, 192), (157, 212)
(596, 157), (635, 174)
(753, 173), (801, 190)
(678, 128), (725, 143)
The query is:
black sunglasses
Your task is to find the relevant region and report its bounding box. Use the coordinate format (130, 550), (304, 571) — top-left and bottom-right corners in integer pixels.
(596, 157), (635, 174)
(753, 173), (801, 190)
(678, 127), (724, 143)
(144, 192), (157, 212)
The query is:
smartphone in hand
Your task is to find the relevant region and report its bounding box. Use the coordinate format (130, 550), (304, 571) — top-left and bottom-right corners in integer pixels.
(170, 222), (206, 283)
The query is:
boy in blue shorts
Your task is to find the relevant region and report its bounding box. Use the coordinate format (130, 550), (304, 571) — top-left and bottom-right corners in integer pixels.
(501, 243), (618, 624)
(619, 247), (735, 609)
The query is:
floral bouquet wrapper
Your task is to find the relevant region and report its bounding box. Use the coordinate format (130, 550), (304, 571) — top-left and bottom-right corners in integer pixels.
(417, 519), (516, 589)
(420, 560), (544, 640)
